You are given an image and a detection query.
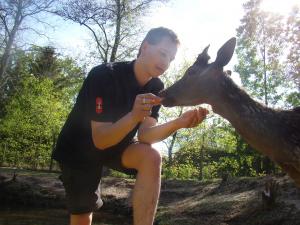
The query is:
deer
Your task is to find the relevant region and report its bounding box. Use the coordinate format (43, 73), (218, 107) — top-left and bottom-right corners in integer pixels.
(159, 37), (300, 187)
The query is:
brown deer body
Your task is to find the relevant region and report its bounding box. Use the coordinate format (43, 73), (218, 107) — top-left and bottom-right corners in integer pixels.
(159, 38), (300, 187)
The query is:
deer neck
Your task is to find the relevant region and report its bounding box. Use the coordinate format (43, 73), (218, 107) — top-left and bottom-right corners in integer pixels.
(209, 75), (278, 157)
(211, 75), (269, 119)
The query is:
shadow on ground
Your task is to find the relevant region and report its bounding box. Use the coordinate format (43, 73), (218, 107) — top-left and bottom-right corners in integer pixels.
(0, 167), (299, 225)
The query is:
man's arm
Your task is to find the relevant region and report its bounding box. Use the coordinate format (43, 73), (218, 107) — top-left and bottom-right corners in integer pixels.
(138, 107), (209, 144)
(91, 93), (161, 150)
(91, 112), (138, 150)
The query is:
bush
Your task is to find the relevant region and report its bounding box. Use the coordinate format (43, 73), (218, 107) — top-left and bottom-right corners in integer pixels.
(109, 169), (134, 179)
(162, 163), (198, 180)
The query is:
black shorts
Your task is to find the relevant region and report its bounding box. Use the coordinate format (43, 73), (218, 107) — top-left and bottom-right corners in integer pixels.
(59, 143), (137, 215)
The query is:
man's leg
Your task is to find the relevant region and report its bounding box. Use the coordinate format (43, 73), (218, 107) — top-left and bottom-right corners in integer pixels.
(59, 164), (103, 225)
(121, 143), (162, 225)
(70, 213), (93, 225)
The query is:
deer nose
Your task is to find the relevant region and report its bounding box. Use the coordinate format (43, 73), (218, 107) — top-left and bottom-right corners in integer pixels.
(158, 90), (176, 107)
(158, 90), (166, 98)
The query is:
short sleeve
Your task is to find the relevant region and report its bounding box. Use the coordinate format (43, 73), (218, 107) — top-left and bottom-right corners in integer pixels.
(148, 79), (164, 121)
(86, 65), (115, 122)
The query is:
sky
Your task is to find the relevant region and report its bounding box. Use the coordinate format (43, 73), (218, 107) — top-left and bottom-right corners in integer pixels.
(142, 0), (299, 84)
(40, 0), (245, 67)
(37, 0), (299, 85)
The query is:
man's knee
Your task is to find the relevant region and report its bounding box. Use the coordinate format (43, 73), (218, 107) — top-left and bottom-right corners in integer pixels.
(137, 144), (162, 170)
(122, 143), (162, 171)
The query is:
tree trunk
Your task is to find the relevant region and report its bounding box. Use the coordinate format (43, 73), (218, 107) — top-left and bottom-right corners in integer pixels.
(168, 131), (177, 165)
(49, 132), (57, 171)
(110, 0), (121, 62)
(0, 3), (23, 90)
(167, 108), (183, 166)
(199, 144), (204, 180)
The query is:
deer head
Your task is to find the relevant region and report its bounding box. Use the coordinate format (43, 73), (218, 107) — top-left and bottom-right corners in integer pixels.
(159, 37), (236, 107)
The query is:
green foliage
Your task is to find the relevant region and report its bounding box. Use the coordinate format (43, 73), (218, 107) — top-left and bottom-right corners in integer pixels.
(285, 6), (300, 92)
(0, 46), (85, 169)
(286, 92), (300, 107)
(235, 0), (287, 107)
(0, 75), (66, 168)
(235, 0), (300, 110)
(109, 170), (133, 179)
(162, 113), (269, 180)
(162, 162), (198, 180)
(1, 46), (85, 117)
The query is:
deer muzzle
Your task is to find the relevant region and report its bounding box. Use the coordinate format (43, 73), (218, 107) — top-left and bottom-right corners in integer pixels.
(158, 90), (176, 107)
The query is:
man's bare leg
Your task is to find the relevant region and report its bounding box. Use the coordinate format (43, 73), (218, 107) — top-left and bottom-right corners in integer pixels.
(122, 143), (162, 225)
(70, 213), (93, 225)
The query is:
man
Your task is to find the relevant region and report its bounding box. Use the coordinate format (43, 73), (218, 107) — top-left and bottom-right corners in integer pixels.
(52, 27), (208, 225)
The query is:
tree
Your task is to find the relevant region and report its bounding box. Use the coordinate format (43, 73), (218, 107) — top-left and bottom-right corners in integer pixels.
(0, 75), (65, 168)
(0, 46), (84, 117)
(55, 0), (167, 63)
(29, 46), (60, 79)
(0, 47), (84, 169)
(285, 5), (300, 107)
(234, 0), (291, 174)
(0, 0), (57, 95)
(235, 0), (286, 107)
(167, 116), (237, 180)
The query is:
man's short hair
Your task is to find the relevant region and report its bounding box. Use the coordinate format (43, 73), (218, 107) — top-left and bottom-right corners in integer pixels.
(137, 27), (180, 57)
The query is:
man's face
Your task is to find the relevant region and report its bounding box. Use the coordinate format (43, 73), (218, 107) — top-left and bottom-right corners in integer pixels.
(141, 36), (178, 77)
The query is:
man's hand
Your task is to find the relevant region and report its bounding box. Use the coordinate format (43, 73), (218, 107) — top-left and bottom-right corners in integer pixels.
(131, 93), (162, 123)
(176, 107), (209, 128)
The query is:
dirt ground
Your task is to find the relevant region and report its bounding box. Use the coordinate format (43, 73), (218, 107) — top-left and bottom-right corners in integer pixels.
(0, 167), (300, 225)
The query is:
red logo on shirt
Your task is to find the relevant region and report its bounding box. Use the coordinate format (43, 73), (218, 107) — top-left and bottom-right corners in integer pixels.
(96, 97), (103, 114)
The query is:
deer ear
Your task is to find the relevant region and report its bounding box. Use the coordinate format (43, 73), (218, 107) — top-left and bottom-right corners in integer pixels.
(214, 37), (236, 68)
(196, 45), (210, 66)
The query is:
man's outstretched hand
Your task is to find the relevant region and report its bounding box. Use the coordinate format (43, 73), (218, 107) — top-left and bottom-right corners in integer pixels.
(176, 107), (209, 128)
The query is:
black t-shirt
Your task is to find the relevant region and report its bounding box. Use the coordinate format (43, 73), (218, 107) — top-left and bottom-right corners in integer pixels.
(52, 60), (164, 167)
